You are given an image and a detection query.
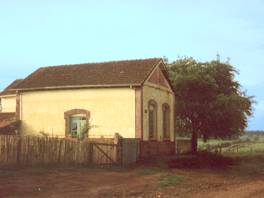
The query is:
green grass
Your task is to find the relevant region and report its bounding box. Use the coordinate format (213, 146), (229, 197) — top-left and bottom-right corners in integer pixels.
(158, 174), (187, 187)
(198, 138), (233, 145)
(221, 142), (264, 155)
(221, 154), (264, 180)
(198, 139), (233, 148)
(198, 137), (264, 155)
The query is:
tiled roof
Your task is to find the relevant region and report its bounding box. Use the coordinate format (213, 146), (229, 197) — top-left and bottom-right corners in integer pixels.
(0, 113), (16, 128)
(0, 79), (23, 96)
(16, 58), (162, 90)
(0, 113), (19, 135)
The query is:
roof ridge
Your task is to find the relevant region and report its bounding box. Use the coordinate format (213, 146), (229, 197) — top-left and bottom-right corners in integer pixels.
(2, 79), (24, 91)
(14, 57), (165, 91)
(39, 57), (162, 69)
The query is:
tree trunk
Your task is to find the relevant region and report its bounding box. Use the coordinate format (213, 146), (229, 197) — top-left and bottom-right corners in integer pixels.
(191, 130), (198, 154)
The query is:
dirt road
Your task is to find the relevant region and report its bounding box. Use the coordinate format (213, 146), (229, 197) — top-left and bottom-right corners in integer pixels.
(0, 155), (263, 198)
(195, 180), (264, 198)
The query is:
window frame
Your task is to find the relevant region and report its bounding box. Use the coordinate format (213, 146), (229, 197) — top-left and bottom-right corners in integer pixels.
(64, 109), (90, 138)
(70, 115), (87, 138)
(148, 100), (157, 141)
(162, 103), (170, 141)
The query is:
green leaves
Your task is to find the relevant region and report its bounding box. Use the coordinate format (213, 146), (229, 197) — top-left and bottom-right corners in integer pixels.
(167, 57), (253, 150)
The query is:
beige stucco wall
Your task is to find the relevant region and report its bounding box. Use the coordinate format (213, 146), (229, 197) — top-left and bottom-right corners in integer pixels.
(19, 88), (136, 138)
(0, 95), (16, 112)
(142, 83), (175, 141)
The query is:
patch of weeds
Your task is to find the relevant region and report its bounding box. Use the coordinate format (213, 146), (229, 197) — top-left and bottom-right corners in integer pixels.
(168, 152), (235, 169)
(213, 154), (264, 181)
(138, 167), (163, 175)
(33, 186), (47, 193)
(5, 196), (20, 198)
(0, 170), (15, 178)
(23, 167), (55, 176)
(158, 173), (187, 187)
(225, 159), (264, 179)
(108, 167), (129, 172)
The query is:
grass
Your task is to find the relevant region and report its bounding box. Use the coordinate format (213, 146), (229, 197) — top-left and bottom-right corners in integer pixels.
(190, 137), (264, 180)
(138, 167), (163, 175)
(168, 152), (235, 169)
(198, 136), (264, 156)
(158, 174), (187, 187)
(198, 139), (233, 147)
(221, 154), (264, 180)
(219, 142), (264, 155)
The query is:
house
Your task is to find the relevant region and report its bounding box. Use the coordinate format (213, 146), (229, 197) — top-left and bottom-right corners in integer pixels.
(0, 80), (23, 134)
(0, 79), (23, 113)
(1, 58), (175, 142)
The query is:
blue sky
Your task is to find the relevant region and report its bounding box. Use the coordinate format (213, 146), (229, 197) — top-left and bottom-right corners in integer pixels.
(0, 0), (263, 130)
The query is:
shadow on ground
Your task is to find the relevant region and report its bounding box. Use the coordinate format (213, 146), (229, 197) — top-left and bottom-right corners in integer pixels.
(136, 152), (236, 170)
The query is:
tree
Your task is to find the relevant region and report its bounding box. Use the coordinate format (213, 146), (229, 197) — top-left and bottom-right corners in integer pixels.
(167, 57), (253, 153)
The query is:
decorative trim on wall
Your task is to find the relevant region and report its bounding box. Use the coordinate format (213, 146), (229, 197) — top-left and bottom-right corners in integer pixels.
(148, 66), (170, 89)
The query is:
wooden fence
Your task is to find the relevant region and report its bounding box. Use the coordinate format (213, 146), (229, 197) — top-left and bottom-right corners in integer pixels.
(0, 135), (178, 167)
(0, 135), (122, 166)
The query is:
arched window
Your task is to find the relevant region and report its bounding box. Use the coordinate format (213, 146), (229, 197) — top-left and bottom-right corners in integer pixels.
(64, 109), (90, 138)
(148, 100), (157, 140)
(162, 103), (170, 140)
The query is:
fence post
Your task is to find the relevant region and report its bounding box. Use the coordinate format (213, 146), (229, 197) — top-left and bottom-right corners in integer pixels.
(114, 133), (122, 166)
(16, 136), (22, 164)
(89, 142), (93, 164)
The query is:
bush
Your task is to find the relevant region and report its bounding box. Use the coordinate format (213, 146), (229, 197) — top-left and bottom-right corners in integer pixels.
(168, 151), (236, 169)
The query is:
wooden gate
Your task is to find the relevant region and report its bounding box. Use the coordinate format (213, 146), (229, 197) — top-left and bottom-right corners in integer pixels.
(90, 142), (121, 165)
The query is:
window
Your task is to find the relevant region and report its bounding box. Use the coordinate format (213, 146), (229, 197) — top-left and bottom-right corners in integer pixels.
(162, 104), (170, 140)
(64, 109), (90, 139)
(148, 100), (157, 140)
(70, 116), (87, 138)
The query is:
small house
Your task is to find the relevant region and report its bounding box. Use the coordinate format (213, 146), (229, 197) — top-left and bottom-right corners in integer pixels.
(0, 58), (175, 143)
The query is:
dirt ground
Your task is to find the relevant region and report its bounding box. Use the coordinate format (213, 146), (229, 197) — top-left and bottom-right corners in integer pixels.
(0, 155), (263, 198)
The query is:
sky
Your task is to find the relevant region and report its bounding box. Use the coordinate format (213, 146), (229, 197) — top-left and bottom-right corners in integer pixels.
(0, 0), (263, 130)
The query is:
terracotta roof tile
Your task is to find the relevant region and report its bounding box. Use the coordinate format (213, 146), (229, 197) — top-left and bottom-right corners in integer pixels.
(0, 113), (16, 128)
(0, 79), (23, 96)
(16, 58), (162, 90)
(0, 113), (19, 134)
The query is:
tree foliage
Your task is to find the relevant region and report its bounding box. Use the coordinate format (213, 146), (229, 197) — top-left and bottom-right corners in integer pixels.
(167, 57), (253, 153)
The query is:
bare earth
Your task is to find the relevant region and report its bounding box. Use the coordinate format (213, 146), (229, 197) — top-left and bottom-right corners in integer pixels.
(0, 160), (263, 198)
